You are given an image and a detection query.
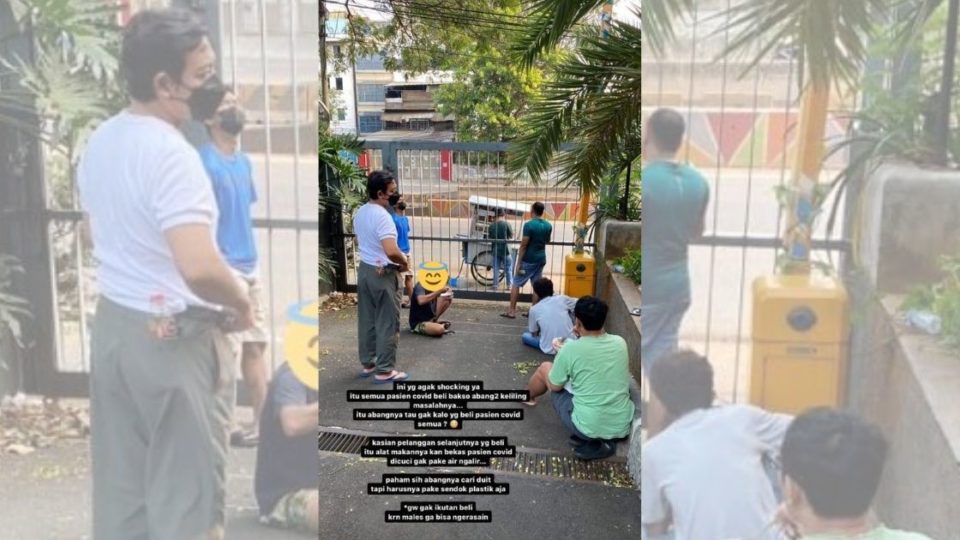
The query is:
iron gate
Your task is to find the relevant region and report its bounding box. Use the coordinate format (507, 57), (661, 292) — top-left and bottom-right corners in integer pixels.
(335, 141), (596, 302)
(643, 0), (854, 402)
(25, 0), (319, 397)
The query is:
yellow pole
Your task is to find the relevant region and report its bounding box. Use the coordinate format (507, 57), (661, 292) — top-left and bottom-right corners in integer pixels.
(783, 83), (830, 275)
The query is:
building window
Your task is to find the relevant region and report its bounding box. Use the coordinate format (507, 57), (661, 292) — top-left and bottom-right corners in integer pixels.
(355, 54), (385, 71)
(335, 77), (344, 91)
(359, 113), (383, 133)
(357, 84), (385, 103)
(337, 109), (347, 121)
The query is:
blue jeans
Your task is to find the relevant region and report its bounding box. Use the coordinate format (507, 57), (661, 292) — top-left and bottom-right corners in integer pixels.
(513, 261), (545, 288)
(491, 252), (514, 290)
(640, 300), (691, 373)
(521, 331), (541, 351)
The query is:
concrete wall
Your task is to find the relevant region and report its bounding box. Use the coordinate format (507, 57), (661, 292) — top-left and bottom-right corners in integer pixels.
(859, 161), (960, 293)
(595, 219), (641, 299)
(847, 296), (960, 538)
(601, 262), (641, 382)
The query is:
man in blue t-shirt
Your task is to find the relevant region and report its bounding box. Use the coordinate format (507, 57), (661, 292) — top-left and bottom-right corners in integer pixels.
(390, 195), (414, 307)
(254, 362), (319, 534)
(199, 90), (268, 447)
(642, 108), (710, 437)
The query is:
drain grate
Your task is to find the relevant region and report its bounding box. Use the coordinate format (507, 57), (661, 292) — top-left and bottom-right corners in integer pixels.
(319, 427), (636, 489)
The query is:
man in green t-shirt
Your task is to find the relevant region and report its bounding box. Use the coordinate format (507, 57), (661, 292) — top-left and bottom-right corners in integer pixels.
(522, 296), (634, 461)
(776, 409), (932, 540)
(502, 201), (552, 319)
(485, 208), (514, 291)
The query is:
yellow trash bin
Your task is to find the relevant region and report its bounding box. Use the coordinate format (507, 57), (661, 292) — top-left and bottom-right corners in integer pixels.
(750, 273), (849, 415)
(563, 253), (596, 298)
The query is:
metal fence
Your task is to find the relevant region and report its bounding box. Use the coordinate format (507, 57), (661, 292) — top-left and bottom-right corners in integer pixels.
(643, 0), (854, 402)
(34, 0), (318, 397)
(336, 141), (594, 302)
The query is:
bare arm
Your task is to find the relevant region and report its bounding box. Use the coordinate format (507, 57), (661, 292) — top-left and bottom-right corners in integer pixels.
(165, 224), (250, 314)
(381, 237), (409, 271)
(280, 403), (318, 438)
(416, 287), (449, 306)
(515, 236), (530, 274)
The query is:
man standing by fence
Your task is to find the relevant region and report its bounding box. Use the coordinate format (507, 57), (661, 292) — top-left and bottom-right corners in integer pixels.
(354, 170), (410, 383)
(78, 9), (253, 540)
(641, 108), (710, 436)
(503, 201), (552, 319)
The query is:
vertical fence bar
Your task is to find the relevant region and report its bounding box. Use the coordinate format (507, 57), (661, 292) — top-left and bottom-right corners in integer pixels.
(289, 0), (304, 308)
(257, 0), (278, 369)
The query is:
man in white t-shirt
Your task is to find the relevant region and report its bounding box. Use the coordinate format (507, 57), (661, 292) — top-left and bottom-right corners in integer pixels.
(641, 350), (791, 540)
(353, 170), (410, 384)
(522, 277), (577, 354)
(77, 9), (253, 540)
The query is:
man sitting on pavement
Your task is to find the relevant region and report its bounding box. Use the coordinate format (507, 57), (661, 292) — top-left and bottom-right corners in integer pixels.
(641, 350), (792, 540)
(254, 362), (319, 535)
(522, 277), (577, 354)
(776, 408), (932, 540)
(522, 296), (634, 460)
(409, 261), (455, 337)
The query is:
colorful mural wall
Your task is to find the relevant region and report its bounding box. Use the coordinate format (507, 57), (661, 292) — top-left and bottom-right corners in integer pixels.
(641, 109), (851, 169)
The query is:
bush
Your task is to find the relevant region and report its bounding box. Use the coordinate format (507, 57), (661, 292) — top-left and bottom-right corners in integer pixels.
(617, 248), (641, 286)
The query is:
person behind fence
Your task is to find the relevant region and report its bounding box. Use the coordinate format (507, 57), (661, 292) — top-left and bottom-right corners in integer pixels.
(775, 409), (931, 540)
(522, 297), (633, 461)
(199, 88), (268, 449)
(641, 350), (791, 540)
(390, 194), (414, 307)
(254, 362), (319, 535)
(502, 201), (552, 319)
(354, 170), (410, 383)
(486, 207), (514, 291)
(78, 8), (254, 540)
(642, 107), (710, 437)
(522, 277), (577, 354)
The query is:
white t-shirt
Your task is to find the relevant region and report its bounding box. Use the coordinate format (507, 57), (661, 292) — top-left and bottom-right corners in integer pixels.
(528, 294), (577, 354)
(78, 110), (218, 314)
(641, 405), (792, 540)
(354, 202), (398, 266)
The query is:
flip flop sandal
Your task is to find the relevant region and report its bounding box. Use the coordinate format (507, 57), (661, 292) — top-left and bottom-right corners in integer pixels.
(521, 312), (529, 318)
(442, 329), (456, 335)
(358, 367), (376, 378)
(438, 321), (452, 329)
(230, 430), (259, 448)
(630, 307), (641, 316)
(372, 370), (410, 384)
(499, 313), (517, 319)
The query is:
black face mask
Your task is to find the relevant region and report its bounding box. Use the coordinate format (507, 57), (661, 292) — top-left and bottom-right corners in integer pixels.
(388, 193), (402, 207)
(176, 75), (225, 121)
(219, 107), (246, 135)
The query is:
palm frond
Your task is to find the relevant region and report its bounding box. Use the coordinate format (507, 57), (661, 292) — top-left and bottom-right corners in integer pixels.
(715, 0), (887, 90)
(508, 14), (641, 193)
(511, 0), (605, 68)
(642, 0), (694, 57)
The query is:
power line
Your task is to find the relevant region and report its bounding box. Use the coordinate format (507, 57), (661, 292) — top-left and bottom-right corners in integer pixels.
(326, 0), (529, 32)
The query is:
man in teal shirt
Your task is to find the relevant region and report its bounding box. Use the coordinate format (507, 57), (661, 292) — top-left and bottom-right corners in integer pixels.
(642, 108), (709, 368)
(522, 296), (634, 461)
(485, 208), (514, 291)
(777, 409), (931, 540)
(502, 201), (552, 318)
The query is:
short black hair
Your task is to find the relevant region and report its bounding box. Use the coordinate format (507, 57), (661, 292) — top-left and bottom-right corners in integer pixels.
(397, 201), (407, 212)
(122, 9), (208, 102)
(573, 296), (607, 331)
(495, 207), (506, 217)
(781, 408), (888, 519)
(532, 202), (545, 216)
(648, 350), (714, 418)
(532, 278), (554, 299)
(647, 108), (686, 154)
(366, 170), (396, 200)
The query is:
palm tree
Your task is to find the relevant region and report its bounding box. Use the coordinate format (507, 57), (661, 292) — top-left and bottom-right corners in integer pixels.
(506, 0), (641, 195)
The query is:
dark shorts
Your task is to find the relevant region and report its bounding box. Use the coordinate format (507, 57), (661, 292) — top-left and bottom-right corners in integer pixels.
(513, 261), (546, 288)
(551, 390), (594, 441)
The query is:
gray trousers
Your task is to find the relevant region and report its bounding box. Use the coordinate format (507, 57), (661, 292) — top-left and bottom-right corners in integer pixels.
(356, 262), (401, 373)
(90, 297), (235, 540)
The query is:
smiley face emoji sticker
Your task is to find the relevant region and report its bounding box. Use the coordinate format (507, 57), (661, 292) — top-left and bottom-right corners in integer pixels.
(417, 261), (450, 292)
(284, 299), (319, 391)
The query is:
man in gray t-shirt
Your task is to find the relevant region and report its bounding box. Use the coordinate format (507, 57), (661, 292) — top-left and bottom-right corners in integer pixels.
(522, 278), (577, 354)
(642, 351), (791, 540)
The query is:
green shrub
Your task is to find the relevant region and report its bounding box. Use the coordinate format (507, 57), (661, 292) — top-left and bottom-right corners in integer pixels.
(617, 248), (641, 286)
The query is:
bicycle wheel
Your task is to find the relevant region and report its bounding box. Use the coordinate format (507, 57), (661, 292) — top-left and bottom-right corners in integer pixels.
(470, 250), (495, 287)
